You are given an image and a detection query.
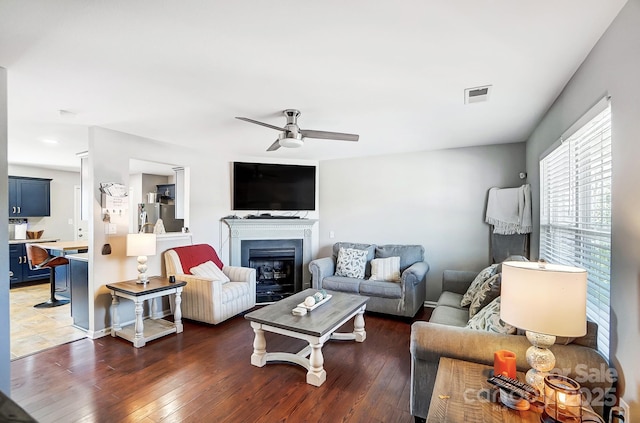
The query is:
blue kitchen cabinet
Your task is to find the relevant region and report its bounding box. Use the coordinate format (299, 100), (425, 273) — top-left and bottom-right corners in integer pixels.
(9, 243), (52, 286)
(69, 257), (89, 330)
(8, 176), (51, 217)
(9, 244), (23, 284)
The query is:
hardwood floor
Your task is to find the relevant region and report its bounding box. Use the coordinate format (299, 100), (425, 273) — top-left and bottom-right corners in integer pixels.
(10, 307), (432, 422)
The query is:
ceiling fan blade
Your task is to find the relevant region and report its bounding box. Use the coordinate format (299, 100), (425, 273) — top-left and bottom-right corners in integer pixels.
(300, 129), (359, 142)
(236, 117), (285, 132)
(266, 139), (281, 151)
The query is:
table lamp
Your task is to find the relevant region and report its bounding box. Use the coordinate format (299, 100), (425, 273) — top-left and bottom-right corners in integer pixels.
(500, 260), (587, 392)
(126, 233), (157, 283)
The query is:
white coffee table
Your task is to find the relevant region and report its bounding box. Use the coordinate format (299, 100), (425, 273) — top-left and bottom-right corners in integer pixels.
(244, 289), (368, 386)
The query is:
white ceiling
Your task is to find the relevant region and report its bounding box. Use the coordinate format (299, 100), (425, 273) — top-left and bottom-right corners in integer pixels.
(0, 0), (627, 172)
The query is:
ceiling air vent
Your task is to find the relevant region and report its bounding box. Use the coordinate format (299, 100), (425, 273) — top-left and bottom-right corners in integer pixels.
(464, 85), (492, 104)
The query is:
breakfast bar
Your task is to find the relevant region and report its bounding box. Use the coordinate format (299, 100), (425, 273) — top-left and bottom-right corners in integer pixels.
(32, 240), (89, 253)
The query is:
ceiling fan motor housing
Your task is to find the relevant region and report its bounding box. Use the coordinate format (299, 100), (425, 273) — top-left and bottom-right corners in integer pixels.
(283, 109), (301, 124)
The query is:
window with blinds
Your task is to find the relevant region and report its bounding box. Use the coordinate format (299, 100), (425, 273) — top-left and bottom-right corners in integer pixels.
(539, 102), (611, 359)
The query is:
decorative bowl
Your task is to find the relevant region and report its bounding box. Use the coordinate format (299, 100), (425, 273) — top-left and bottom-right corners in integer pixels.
(26, 230), (44, 239)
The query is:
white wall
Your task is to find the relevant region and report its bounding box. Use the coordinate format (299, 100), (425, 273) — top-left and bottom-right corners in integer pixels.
(0, 67), (10, 394)
(525, 0), (640, 415)
(7, 165), (79, 241)
(87, 127), (212, 335)
(318, 142), (526, 301)
(86, 127), (320, 334)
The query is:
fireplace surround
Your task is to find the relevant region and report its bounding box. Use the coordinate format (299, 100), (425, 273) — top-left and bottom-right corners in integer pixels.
(224, 218), (317, 303)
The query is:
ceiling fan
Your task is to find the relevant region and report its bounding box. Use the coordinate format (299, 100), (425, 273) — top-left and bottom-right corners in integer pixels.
(235, 109), (359, 151)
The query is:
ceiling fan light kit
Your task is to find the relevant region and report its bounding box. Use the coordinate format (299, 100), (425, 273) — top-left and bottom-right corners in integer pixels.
(278, 131), (304, 148)
(236, 109), (359, 152)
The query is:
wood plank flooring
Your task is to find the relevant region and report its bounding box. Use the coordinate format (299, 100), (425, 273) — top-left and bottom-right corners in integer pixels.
(10, 307), (431, 422)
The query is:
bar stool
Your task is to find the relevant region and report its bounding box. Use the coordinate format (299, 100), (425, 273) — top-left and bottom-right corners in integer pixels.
(25, 244), (70, 308)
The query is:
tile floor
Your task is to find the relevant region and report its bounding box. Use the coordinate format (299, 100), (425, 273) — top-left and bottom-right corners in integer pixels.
(10, 283), (87, 360)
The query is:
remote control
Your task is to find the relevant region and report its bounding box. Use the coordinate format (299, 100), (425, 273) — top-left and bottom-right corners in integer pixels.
(487, 374), (539, 401)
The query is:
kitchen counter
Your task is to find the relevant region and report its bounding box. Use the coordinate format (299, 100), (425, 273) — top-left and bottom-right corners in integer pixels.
(9, 237), (59, 244)
(32, 240), (89, 252)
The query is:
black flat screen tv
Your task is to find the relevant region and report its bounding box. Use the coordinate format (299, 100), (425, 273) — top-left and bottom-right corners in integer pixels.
(232, 162), (316, 211)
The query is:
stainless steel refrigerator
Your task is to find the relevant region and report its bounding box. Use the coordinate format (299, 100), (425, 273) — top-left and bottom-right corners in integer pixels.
(138, 203), (184, 233)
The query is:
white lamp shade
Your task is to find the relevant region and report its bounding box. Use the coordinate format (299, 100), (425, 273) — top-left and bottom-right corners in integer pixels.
(126, 233), (157, 257)
(500, 261), (587, 338)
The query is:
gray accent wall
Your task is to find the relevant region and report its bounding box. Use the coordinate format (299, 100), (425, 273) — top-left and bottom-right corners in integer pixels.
(318, 142), (526, 302)
(1, 67), (9, 394)
(525, 0), (640, 415)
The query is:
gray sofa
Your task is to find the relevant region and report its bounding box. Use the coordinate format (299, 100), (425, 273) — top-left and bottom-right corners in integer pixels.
(410, 268), (613, 421)
(309, 242), (429, 317)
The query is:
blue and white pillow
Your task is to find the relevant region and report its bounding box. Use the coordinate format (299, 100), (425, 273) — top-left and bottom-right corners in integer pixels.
(465, 297), (516, 334)
(335, 247), (368, 279)
(460, 264), (499, 307)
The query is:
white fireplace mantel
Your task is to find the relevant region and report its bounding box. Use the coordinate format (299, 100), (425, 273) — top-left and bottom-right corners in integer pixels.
(223, 219), (318, 290)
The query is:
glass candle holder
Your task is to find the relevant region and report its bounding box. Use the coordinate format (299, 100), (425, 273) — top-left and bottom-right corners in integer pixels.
(541, 374), (582, 422)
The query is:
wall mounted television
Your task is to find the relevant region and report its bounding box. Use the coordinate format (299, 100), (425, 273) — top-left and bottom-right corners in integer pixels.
(232, 162), (316, 211)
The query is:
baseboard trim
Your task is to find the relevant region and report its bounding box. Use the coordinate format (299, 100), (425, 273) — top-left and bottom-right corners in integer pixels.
(87, 328), (110, 339)
(423, 301), (437, 309)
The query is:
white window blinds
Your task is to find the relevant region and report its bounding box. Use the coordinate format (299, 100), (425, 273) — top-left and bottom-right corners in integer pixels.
(539, 102), (611, 359)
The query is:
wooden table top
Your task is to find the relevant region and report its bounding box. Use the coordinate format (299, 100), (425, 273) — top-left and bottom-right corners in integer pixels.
(245, 289), (369, 337)
(106, 276), (187, 296)
(427, 357), (539, 423)
(32, 240), (89, 252)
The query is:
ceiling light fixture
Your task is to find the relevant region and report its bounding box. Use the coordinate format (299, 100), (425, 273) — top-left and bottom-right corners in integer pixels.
(278, 131), (304, 148)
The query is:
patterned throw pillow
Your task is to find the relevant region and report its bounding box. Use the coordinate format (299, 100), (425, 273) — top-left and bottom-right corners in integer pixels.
(466, 297), (516, 334)
(460, 264), (499, 307)
(335, 247), (368, 279)
(369, 256), (401, 282)
(468, 273), (502, 318)
(190, 260), (230, 283)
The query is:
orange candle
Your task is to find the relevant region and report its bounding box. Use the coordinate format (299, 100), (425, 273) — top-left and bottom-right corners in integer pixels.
(494, 350), (517, 378)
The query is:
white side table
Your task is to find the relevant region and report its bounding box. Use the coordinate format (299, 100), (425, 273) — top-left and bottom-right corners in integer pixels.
(106, 276), (186, 348)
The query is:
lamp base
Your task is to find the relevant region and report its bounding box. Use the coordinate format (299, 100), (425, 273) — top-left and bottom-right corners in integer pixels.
(136, 255), (149, 284)
(525, 331), (556, 392)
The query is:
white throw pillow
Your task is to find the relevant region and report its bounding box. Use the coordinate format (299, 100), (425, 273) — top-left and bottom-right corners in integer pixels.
(369, 256), (401, 282)
(335, 247), (368, 279)
(190, 260), (230, 283)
